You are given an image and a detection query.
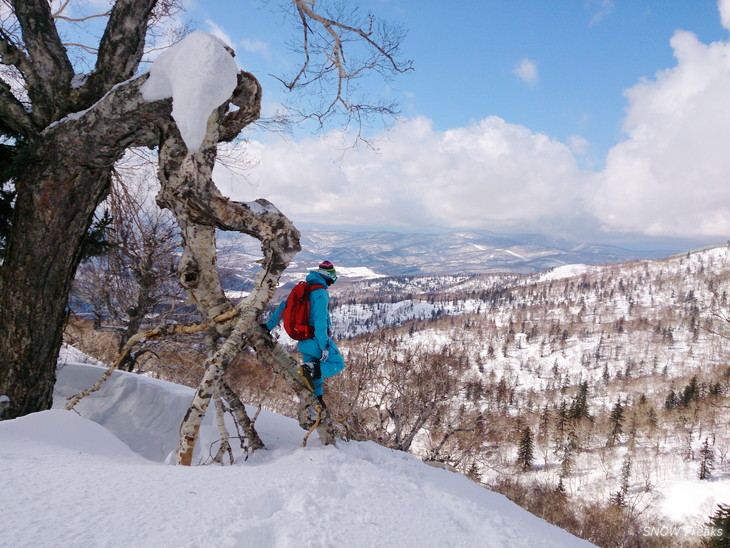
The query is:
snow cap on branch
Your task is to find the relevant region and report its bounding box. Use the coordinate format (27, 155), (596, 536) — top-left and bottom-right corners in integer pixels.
(141, 31), (239, 152)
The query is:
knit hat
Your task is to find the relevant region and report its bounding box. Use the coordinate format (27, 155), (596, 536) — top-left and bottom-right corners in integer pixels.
(317, 260), (338, 283)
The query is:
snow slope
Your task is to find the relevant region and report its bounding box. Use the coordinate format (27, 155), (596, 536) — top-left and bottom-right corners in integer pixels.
(0, 361), (594, 548)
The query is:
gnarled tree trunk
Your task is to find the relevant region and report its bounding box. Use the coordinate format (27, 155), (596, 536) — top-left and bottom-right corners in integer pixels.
(153, 91), (336, 462)
(0, 0), (162, 418)
(1, 0), (408, 438)
(0, 73), (164, 417)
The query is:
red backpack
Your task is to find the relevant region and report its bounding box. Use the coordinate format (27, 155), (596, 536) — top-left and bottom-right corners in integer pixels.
(283, 281), (325, 341)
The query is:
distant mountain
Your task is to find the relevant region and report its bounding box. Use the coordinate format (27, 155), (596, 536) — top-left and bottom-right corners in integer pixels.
(216, 229), (679, 284)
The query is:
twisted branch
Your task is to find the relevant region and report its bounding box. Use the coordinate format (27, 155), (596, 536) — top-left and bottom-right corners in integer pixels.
(274, 0), (412, 131)
(65, 306), (239, 411)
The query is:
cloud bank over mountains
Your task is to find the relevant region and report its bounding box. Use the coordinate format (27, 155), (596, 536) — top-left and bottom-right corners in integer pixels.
(218, 3), (730, 245)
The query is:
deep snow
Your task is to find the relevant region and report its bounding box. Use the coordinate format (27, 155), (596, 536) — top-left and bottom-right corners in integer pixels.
(0, 358), (594, 547)
(141, 30), (238, 151)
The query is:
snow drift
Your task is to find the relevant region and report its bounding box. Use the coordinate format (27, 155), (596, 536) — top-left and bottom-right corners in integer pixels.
(0, 360), (594, 547)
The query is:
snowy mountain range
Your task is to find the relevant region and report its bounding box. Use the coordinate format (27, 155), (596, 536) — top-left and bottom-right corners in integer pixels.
(57, 235), (730, 546)
(216, 229), (676, 283)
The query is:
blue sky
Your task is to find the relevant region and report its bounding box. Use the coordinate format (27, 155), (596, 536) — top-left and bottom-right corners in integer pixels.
(179, 1), (730, 249)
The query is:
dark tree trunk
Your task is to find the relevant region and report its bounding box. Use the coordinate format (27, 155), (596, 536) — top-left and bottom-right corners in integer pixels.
(0, 72), (163, 418)
(0, 144), (117, 417)
(1, 0), (163, 419)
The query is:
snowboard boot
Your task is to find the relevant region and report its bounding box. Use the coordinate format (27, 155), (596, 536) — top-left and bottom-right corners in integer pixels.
(298, 360), (321, 392)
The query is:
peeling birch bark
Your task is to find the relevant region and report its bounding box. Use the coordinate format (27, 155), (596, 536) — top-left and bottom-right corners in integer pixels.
(151, 67), (335, 464)
(213, 392), (233, 465)
(175, 327), (246, 466)
(220, 381), (265, 451)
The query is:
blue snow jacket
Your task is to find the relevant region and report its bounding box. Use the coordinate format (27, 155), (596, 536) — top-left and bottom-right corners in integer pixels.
(265, 270), (345, 396)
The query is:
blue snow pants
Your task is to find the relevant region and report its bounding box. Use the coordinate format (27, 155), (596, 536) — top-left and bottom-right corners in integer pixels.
(298, 338), (345, 396)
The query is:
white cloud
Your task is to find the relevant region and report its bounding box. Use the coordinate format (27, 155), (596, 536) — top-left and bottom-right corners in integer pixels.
(590, 30), (730, 239)
(241, 38), (272, 60)
(211, 10), (730, 245)
(588, 0), (615, 26)
(512, 58), (539, 87)
(217, 116), (587, 235)
(720, 0), (730, 31)
(568, 135), (590, 156)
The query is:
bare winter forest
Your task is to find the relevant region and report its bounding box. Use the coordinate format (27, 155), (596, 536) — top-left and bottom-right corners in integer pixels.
(66, 245), (730, 547)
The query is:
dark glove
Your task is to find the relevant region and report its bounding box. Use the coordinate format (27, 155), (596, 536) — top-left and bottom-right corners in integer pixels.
(260, 323), (270, 332)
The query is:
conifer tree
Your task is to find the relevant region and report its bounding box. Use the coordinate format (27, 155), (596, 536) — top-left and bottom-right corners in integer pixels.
(538, 405), (551, 464)
(553, 400), (568, 457)
(610, 455), (631, 508)
(517, 426), (534, 470)
(681, 375), (700, 406)
(647, 407), (658, 430)
(699, 438), (715, 480)
(556, 476), (567, 497)
(665, 388), (678, 410)
(559, 443), (575, 482)
(466, 462), (481, 483)
(569, 381), (591, 421)
(607, 400), (624, 447)
(704, 503), (730, 548)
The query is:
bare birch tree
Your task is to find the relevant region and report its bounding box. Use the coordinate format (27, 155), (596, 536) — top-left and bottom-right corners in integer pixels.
(73, 164), (183, 370)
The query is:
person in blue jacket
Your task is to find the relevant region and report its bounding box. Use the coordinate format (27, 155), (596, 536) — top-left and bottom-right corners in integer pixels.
(264, 261), (345, 404)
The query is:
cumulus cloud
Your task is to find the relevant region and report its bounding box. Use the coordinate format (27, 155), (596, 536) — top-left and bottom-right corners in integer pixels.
(590, 30), (730, 239)
(512, 58), (539, 87)
(212, 4), (730, 245)
(568, 136), (590, 156)
(218, 116), (587, 235)
(720, 0), (730, 31)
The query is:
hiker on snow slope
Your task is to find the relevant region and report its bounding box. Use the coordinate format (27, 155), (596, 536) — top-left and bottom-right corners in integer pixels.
(263, 261), (345, 402)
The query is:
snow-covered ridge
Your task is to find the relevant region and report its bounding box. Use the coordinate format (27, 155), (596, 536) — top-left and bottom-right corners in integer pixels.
(0, 362), (593, 547)
(537, 263), (593, 281)
(214, 228), (676, 281)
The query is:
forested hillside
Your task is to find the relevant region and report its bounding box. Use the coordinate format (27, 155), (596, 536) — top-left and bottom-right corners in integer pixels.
(318, 246), (730, 545)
